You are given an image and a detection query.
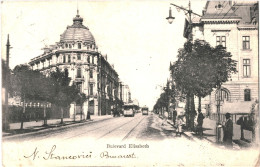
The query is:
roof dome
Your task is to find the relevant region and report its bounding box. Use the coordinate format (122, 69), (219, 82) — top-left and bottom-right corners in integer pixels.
(60, 12), (95, 44)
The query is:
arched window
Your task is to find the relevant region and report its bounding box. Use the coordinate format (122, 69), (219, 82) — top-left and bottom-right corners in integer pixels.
(244, 89), (251, 101)
(215, 89), (230, 102)
(78, 43), (81, 49)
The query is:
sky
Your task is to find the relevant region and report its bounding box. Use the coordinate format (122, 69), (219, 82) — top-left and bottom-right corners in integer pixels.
(1, 0), (206, 109)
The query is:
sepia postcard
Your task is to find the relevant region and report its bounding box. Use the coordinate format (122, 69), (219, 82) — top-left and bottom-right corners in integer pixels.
(1, 0), (260, 166)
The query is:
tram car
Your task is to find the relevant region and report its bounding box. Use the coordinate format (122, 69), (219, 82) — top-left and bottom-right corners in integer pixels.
(142, 106), (149, 115)
(123, 103), (138, 117)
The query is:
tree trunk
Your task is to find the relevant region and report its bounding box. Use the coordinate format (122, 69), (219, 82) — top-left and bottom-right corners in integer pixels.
(185, 94), (190, 129)
(216, 85), (221, 124)
(60, 107), (64, 124)
(20, 98), (25, 130)
(43, 102), (47, 126)
(80, 104), (82, 121)
(73, 104), (76, 122)
(190, 94), (196, 130)
(198, 96), (201, 113)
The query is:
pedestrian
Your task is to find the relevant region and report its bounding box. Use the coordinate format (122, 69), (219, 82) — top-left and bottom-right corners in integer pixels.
(197, 110), (205, 138)
(162, 110), (168, 126)
(176, 115), (183, 136)
(173, 110), (177, 126)
(86, 111), (91, 120)
(236, 116), (245, 140)
(223, 113), (233, 148)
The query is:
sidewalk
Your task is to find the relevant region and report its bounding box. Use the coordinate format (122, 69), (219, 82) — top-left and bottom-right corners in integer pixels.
(165, 116), (253, 148)
(2, 115), (113, 138)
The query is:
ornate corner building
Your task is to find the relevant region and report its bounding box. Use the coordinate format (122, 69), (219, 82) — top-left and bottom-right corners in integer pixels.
(28, 12), (130, 117)
(183, 1), (258, 114)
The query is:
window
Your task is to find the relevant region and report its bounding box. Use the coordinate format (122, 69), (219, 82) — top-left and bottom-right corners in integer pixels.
(244, 89), (251, 101)
(68, 55), (71, 63)
(215, 2), (223, 10)
(87, 55), (90, 63)
(78, 43), (81, 49)
(92, 55), (94, 64)
(90, 70), (93, 78)
(242, 36), (250, 50)
(90, 84), (93, 95)
(76, 82), (82, 92)
(69, 44), (72, 49)
(243, 59), (250, 77)
(77, 68), (81, 78)
(77, 53), (81, 60)
(63, 55), (66, 63)
(216, 36), (226, 47)
(215, 89), (229, 101)
(65, 44), (68, 48)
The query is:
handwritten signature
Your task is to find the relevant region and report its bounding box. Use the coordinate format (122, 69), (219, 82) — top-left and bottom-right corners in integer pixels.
(24, 145), (137, 160)
(24, 145), (92, 160)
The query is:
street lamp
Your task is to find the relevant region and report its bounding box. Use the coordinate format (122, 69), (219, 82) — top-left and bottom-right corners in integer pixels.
(166, 1), (201, 41)
(166, 7), (175, 24)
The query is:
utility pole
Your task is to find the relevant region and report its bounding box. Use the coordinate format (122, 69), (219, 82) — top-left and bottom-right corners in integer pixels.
(3, 34), (10, 130)
(98, 53), (102, 116)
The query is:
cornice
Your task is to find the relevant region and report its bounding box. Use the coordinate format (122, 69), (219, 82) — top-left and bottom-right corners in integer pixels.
(211, 30), (231, 32)
(202, 19), (240, 24)
(237, 26), (258, 30)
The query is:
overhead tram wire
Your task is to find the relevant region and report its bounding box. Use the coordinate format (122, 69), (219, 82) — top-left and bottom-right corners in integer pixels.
(227, 6), (240, 19)
(200, 1), (238, 42)
(204, 1), (230, 30)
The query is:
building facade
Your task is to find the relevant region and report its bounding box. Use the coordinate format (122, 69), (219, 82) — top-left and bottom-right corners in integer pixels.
(29, 12), (126, 117)
(183, 1), (258, 114)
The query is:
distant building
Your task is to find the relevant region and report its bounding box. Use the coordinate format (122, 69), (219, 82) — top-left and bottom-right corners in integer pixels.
(121, 84), (131, 104)
(28, 11), (127, 117)
(183, 1), (258, 114)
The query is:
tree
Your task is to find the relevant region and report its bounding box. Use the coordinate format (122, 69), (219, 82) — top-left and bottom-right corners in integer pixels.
(49, 68), (79, 124)
(75, 92), (87, 121)
(171, 43), (198, 130)
(12, 64), (43, 129)
(33, 73), (54, 126)
(171, 40), (237, 130)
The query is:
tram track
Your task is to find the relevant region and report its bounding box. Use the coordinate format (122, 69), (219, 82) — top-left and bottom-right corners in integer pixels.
(97, 115), (146, 140)
(59, 114), (147, 142)
(121, 116), (146, 141)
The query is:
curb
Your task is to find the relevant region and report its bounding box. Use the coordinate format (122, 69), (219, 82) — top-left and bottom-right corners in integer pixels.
(3, 117), (113, 140)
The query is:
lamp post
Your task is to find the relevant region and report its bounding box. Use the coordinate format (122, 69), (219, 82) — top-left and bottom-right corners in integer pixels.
(166, 1), (201, 130)
(3, 34), (10, 130)
(166, 1), (201, 41)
